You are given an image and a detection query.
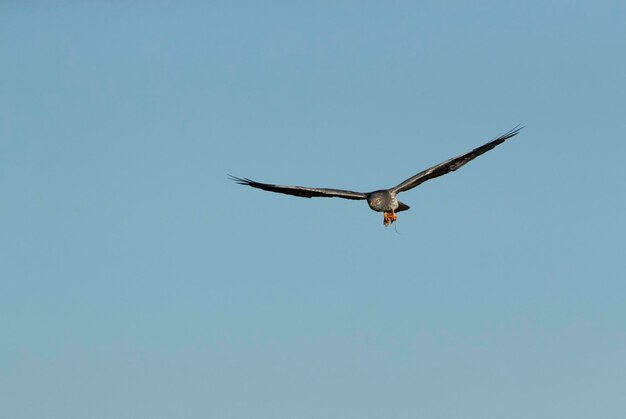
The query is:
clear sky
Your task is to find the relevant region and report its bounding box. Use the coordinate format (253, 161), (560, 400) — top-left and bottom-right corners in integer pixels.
(2, 2), (625, 418)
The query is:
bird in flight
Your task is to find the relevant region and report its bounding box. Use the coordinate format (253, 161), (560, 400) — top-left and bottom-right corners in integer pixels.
(230, 126), (522, 227)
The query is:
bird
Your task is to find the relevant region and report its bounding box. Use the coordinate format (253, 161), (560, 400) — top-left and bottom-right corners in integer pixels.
(230, 126), (522, 227)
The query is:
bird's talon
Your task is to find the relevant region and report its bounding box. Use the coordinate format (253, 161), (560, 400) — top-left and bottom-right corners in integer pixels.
(383, 212), (395, 227)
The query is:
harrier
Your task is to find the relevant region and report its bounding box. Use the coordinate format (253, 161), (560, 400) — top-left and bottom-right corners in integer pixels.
(230, 126), (522, 226)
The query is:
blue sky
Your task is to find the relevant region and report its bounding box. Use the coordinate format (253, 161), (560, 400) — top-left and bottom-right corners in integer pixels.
(1, 2), (625, 418)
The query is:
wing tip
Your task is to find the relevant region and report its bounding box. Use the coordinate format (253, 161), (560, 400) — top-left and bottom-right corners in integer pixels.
(497, 124), (524, 141)
(227, 174), (254, 186)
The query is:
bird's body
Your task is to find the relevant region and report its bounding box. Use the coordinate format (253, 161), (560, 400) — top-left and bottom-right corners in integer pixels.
(230, 126), (522, 226)
(367, 190), (408, 225)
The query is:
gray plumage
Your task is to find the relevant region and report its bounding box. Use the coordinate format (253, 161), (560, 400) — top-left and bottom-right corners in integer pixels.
(230, 126), (522, 226)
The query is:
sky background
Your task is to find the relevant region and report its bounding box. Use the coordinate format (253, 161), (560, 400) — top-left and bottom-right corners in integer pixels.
(2, 1), (625, 418)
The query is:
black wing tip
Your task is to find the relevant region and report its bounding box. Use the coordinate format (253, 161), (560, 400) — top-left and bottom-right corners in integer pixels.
(496, 124), (524, 141)
(227, 174), (254, 186)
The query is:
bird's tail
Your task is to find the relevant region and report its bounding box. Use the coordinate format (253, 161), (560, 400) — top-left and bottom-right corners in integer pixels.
(397, 201), (410, 212)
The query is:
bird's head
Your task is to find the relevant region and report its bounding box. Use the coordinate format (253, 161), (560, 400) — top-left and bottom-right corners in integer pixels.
(367, 192), (385, 212)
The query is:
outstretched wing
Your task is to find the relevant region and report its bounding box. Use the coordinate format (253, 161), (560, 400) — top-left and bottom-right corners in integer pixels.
(229, 175), (368, 200)
(391, 126), (523, 194)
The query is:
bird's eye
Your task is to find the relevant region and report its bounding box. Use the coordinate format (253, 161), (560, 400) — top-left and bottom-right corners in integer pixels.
(375, 198), (381, 204)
